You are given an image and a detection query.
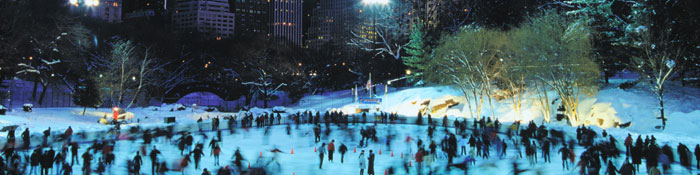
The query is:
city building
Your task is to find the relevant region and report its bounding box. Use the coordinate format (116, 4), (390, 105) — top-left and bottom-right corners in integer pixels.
(308, 0), (358, 51)
(122, 9), (156, 21)
(122, 0), (168, 13)
(172, 0), (235, 39)
(301, 0), (319, 49)
(232, 0), (269, 37)
(269, 0), (302, 46)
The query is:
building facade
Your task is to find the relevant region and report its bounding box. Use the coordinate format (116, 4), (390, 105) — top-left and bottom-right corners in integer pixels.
(232, 0), (269, 37)
(172, 0), (235, 39)
(308, 0), (358, 51)
(269, 0), (302, 46)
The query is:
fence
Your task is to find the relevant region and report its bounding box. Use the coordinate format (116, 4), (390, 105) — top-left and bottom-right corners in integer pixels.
(3, 81), (78, 109)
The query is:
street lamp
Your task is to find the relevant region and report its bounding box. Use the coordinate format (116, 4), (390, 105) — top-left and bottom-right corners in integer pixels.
(405, 69), (412, 75)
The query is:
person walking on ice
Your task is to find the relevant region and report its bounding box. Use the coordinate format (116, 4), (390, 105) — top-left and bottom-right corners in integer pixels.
(359, 150), (366, 175)
(319, 143), (326, 169)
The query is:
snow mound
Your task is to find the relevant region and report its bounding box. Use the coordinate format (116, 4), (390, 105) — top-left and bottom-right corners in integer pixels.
(578, 98), (621, 128)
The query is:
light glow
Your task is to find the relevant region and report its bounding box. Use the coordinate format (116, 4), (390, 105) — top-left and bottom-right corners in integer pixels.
(362, 0), (389, 5)
(85, 0), (99, 7)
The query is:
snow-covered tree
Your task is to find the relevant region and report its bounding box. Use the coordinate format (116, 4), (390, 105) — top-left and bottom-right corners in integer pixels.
(227, 35), (302, 107)
(562, 0), (630, 84)
(622, 0), (689, 129)
(432, 26), (506, 119)
(242, 70), (287, 108)
(515, 11), (600, 126)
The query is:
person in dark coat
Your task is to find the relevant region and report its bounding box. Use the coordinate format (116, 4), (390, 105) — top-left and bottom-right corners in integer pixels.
(143, 129), (152, 145)
(30, 149), (41, 175)
(660, 145), (674, 173)
(71, 142), (80, 165)
(21, 128), (30, 149)
(368, 149), (375, 175)
(6, 128), (15, 143)
(150, 146), (161, 174)
(339, 143), (348, 163)
(42, 127), (51, 146)
(133, 151), (143, 174)
(82, 151), (92, 175)
(192, 146), (204, 170)
(695, 144), (700, 169)
(631, 136), (644, 171)
(618, 159), (634, 175)
(677, 143), (692, 172)
(62, 162), (72, 175)
(542, 139), (551, 163)
(644, 143), (659, 171)
(55, 150), (64, 175)
(605, 160), (618, 175)
(559, 143), (570, 170)
(41, 147), (55, 175)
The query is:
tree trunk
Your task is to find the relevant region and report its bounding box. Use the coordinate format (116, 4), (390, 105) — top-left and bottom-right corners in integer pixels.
(263, 84), (268, 108)
(659, 88), (666, 130)
(83, 106), (87, 115)
(604, 72), (610, 84)
(38, 84), (48, 105)
(679, 70), (686, 86)
(32, 75), (39, 100)
(244, 89), (253, 107)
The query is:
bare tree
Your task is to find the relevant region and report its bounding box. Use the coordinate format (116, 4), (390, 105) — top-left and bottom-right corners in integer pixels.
(627, 24), (683, 130)
(92, 40), (162, 109)
(242, 69), (287, 108)
(125, 49), (167, 109)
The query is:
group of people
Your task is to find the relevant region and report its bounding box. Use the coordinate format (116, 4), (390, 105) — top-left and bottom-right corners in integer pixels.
(3, 109), (700, 175)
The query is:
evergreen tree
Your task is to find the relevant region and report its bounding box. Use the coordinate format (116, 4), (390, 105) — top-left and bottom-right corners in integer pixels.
(73, 78), (102, 115)
(403, 22), (428, 84)
(564, 0), (631, 84)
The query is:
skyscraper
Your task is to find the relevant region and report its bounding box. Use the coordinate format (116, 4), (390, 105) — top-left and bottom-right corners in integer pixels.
(232, 0), (268, 37)
(270, 0), (302, 46)
(172, 0), (235, 39)
(308, 0), (358, 51)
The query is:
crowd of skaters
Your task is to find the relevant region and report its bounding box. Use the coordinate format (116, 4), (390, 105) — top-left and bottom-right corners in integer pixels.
(311, 111), (700, 175)
(1, 109), (700, 175)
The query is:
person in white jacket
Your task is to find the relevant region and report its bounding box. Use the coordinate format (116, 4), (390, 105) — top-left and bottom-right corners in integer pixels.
(359, 150), (367, 175)
(459, 135), (469, 156)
